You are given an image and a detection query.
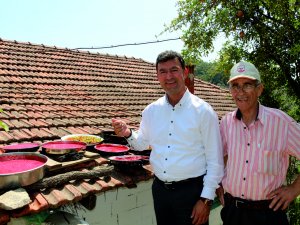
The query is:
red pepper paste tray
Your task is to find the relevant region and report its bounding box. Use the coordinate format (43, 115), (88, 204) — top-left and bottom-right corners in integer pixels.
(1, 142), (40, 153)
(0, 152), (48, 189)
(93, 143), (130, 156)
(41, 141), (86, 155)
(108, 155), (149, 167)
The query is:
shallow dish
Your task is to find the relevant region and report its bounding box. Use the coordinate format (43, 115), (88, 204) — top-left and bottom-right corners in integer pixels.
(0, 152), (48, 189)
(94, 143), (130, 155)
(61, 134), (103, 146)
(41, 141), (86, 155)
(1, 142), (40, 153)
(108, 155), (149, 167)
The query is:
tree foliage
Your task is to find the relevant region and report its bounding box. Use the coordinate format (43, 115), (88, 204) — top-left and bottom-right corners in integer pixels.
(195, 61), (228, 87)
(165, 0), (300, 100)
(163, 0), (300, 120)
(0, 109), (9, 131)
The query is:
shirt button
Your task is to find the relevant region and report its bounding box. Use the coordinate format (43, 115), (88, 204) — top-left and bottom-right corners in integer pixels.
(242, 194), (244, 197)
(165, 158), (167, 160)
(244, 127), (247, 129)
(163, 171), (166, 173)
(169, 133), (171, 136)
(168, 146), (170, 148)
(243, 177), (246, 180)
(171, 121), (173, 123)
(247, 143), (250, 146)
(246, 160), (248, 163)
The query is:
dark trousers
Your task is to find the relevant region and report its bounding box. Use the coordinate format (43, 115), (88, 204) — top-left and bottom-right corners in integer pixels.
(152, 175), (208, 225)
(221, 194), (289, 225)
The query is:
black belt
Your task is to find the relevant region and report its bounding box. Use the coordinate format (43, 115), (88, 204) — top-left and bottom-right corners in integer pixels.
(154, 175), (204, 190)
(225, 193), (271, 210)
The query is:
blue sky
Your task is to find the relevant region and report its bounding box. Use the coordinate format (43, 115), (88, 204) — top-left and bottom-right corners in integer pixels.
(0, 0), (219, 63)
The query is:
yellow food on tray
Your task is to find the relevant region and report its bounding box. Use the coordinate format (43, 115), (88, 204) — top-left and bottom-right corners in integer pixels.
(62, 134), (103, 145)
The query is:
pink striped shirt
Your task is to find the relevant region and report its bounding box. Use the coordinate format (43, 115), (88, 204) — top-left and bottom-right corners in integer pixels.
(220, 104), (300, 200)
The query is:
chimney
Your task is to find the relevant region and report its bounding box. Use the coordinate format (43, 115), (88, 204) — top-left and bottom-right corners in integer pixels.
(184, 65), (195, 94)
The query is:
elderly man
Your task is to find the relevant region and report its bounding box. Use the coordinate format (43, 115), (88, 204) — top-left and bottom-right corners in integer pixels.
(218, 61), (300, 225)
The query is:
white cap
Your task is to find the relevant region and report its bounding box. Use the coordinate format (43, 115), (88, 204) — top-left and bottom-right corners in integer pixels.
(228, 61), (261, 83)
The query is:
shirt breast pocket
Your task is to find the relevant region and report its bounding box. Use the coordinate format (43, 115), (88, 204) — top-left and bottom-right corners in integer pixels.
(257, 150), (280, 176)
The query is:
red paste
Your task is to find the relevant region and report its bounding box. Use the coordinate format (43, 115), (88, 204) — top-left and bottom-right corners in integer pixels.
(0, 159), (44, 174)
(113, 156), (143, 161)
(96, 144), (129, 152)
(3, 143), (39, 150)
(43, 143), (83, 149)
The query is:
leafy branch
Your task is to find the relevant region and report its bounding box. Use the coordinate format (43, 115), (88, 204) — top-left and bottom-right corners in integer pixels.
(0, 109), (9, 132)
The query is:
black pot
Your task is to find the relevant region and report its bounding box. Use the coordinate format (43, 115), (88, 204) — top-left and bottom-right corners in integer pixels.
(101, 131), (128, 145)
(129, 149), (151, 156)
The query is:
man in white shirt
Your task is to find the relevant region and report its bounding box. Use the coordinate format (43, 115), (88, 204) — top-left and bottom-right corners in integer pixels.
(112, 50), (224, 225)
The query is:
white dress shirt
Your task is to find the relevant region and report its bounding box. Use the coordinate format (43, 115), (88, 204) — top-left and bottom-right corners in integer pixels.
(127, 89), (224, 199)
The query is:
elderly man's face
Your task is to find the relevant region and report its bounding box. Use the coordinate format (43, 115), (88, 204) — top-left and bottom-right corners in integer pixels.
(229, 78), (263, 113)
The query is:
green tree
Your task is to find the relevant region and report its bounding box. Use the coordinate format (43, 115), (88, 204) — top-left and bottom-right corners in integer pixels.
(0, 109), (9, 131)
(195, 61), (228, 87)
(194, 61), (213, 81)
(165, 0), (300, 99)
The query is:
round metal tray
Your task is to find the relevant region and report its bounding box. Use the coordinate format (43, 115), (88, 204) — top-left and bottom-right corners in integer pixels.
(0, 152), (48, 190)
(1, 142), (40, 153)
(41, 141), (86, 155)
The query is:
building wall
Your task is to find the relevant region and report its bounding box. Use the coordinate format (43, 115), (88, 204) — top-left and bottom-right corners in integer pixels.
(76, 180), (156, 225)
(74, 179), (222, 225)
(8, 179), (222, 225)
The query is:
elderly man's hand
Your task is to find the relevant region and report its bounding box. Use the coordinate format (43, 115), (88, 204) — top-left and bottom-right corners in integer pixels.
(216, 185), (225, 206)
(267, 179), (300, 211)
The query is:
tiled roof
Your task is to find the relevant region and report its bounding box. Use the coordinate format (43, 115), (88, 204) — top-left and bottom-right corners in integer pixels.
(0, 38), (235, 145)
(0, 38), (235, 223)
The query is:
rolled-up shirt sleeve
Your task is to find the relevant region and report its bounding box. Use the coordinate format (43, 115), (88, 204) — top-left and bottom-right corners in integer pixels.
(200, 106), (224, 200)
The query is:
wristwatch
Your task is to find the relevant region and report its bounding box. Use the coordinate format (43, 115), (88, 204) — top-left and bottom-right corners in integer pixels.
(200, 197), (213, 207)
(124, 128), (132, 139)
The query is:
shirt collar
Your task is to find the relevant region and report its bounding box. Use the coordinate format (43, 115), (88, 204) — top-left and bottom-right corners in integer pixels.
(234, 103), (264, 125)
(257, 104), (266, 125)
(164, 88), (190, 107)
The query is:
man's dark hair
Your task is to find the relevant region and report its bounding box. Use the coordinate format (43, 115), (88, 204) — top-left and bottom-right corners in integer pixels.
(155, 50), (185, 71)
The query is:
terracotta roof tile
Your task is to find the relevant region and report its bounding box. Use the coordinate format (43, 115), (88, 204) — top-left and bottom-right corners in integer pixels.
(41, 188), (71, 208)
(71, 180), (101, 196)
(0, 131), (13, 142)
(95, 179), (115, 191)
(60, 184), (83, 202)
(11, 193), (49, 218)
(0, 210), (9, 225)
